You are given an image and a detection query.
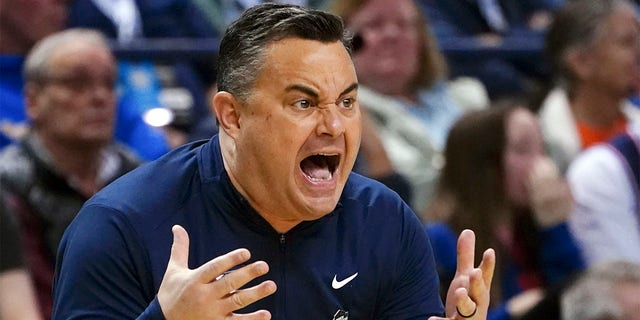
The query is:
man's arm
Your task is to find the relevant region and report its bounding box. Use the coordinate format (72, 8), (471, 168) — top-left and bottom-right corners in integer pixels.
(52, 205), (167, 319)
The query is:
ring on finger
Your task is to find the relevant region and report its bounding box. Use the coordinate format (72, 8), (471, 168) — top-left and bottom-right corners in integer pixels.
(456, 305), (477, 318)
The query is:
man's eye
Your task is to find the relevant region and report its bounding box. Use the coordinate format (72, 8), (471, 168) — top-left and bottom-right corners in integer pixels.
(295, 100), (312, 109)
(341, 98), (354, 109)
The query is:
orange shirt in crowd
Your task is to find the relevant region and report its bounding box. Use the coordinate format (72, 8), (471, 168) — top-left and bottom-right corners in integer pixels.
(577, 116), (628, 149)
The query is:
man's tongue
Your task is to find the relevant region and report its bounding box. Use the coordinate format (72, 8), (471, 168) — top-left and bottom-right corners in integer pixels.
(301, 157), (332, 181)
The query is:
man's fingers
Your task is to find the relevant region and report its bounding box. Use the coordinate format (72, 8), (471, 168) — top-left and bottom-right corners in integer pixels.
(478, 248), (495, 288)
(468, 268), (486, 301)
(216, 261), (270, 295)
(196, 248), (252, 283)
(454, 287), (477, 318)
(169, 225), (190, 269)
(224, 280), (277, 312)
(456, 229), (476, 273)
(229, 309), (272, 319)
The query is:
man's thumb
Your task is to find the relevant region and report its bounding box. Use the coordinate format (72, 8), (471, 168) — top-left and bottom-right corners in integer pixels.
(169, 225), (190, 268)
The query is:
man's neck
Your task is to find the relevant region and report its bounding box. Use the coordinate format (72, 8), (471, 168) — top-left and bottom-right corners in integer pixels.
(219, 134), (301, 234)
(570, 85), (625, 127)
(37, 133), (106, 197)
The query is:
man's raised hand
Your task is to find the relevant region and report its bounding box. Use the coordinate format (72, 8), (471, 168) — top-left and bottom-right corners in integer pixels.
(157, 225), (277, 320)
(430, 229), (495, 320)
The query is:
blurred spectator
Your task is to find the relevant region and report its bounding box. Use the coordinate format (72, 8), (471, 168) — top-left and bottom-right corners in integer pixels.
(356, 107), (414, 205)
(193, 0), (331, 35)
(566, 123), (640, 265)
(0, 29), (140, 319)
(419, 0), (560, 99)
(561, 260), (640, 320)
(425, 103), (585, 320)
(67, 0), (220, 145)
(0, 0), (171, 160)
(540, 0), (640, 172)
(330, 0), (487, 212)
(0, 198), (42, 320)
(0, 0), (67, 149)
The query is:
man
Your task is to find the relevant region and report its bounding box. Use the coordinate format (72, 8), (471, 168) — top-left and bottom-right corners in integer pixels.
(0, 0), (170, 160)
(0, 29), (140, 318)
(540, 0), (640, 173)
(53, 4), (494, 319)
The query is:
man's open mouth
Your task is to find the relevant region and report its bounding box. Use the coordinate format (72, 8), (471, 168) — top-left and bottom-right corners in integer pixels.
(300, 154), (340, 182)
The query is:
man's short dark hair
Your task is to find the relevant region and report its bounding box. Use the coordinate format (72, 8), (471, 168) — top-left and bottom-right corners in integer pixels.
(216, 3), (352, 102)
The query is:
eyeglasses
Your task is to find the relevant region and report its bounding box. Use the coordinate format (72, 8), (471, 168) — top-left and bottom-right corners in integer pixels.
(39, 73), (116, 92)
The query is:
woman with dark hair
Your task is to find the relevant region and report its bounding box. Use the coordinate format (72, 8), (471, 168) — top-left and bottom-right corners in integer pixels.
(426, 103), (585, 320)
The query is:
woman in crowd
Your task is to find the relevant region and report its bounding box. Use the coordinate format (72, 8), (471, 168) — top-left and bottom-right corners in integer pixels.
(539, 0), (640, 172)
(426, 103), (585, 320)
(330, 0), (488, 213)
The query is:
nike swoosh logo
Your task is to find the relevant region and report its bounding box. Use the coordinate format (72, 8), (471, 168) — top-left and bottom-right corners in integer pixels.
(332, 272), (358, 289)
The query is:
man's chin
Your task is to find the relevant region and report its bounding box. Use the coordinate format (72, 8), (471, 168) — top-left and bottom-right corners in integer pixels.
(301, 195), (340, 218)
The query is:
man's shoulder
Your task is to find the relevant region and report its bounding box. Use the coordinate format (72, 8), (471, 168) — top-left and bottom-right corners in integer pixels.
(342, 173), (412, 214)
(343, 172), (399, 198)
(0, 143), (35, 191)
(567, 142), (627, 188)
(87, 140), (210, 216)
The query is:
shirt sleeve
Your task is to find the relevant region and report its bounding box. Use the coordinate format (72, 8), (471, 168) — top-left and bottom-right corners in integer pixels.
(52, 204), (165, 319)
(538, 223), (585, 284)
(567, 145), (640, 264)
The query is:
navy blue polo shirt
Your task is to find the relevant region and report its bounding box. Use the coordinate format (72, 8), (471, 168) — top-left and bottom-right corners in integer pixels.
(52, 136), (444, 319)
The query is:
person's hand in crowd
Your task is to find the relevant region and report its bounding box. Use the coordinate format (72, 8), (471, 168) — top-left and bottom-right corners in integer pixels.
(430, 229), (495, 320)
(528, 156), (574, 227)
(157, 225), (277, 320)
(506, 287), (544, 317)
(357, 106), (396, 178)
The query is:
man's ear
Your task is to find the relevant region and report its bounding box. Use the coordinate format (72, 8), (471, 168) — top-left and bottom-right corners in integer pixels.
(564, 48), (593, 80)
(212, 91), (242, 139)
(24, 83), (44, 122)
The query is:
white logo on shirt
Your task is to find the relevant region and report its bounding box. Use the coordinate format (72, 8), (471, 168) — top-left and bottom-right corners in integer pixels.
(332, 272), (358, 289)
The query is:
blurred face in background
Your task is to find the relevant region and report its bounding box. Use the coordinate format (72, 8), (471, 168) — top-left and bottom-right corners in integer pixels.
(615, 282), (640, 320)
(26, 41), (117, 148)
(503, 108), (545, 207)
(347, 0), (421, 97)
(0, 0), (68, 53)
(582, 2), (640, 98)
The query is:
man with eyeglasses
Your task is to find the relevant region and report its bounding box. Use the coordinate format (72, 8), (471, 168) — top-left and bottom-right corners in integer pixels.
(0, 28), (140, 319)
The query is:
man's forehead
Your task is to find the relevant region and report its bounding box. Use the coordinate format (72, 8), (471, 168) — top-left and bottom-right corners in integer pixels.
(49, 43), (114, 69)
(259, 38), (357, 93)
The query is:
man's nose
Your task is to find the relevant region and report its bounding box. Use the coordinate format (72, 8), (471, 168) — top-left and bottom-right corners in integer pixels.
(316, 107), (346, 138)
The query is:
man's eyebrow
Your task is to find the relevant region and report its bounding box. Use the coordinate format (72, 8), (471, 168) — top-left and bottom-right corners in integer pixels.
(285, 84), (319, 98)
(285, 83), (359, 99)
(340, 83), (358, 96)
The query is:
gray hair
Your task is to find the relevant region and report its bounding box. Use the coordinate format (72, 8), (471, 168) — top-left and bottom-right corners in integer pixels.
(545, 0), (635, 89)
(561, 260), (640, 320)
(216, 3), (352, 103)
(23, 28), (110, 83)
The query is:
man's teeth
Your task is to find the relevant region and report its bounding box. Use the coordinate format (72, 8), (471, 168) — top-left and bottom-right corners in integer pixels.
(307, 171), (332, 182)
